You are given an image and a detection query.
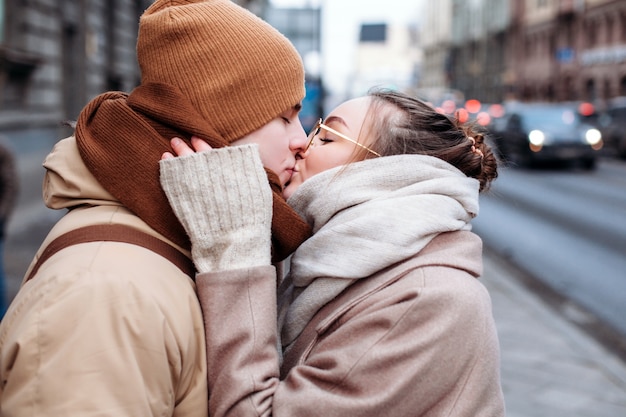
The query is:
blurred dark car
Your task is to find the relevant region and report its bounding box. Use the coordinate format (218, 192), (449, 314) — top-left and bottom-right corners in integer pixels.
(597, 97), (626, 159)
(490, 103), (603, 169)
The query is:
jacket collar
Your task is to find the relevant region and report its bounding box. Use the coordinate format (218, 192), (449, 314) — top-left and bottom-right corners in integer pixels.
(280, 230), (482, 375)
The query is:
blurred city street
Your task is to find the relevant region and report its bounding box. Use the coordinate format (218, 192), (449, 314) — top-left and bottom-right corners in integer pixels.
(3, 145), (626, 416)
(2, 1), (626, 416)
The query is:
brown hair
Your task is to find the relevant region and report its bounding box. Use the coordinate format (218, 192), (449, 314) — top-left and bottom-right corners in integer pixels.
(364, 89), (498, 192)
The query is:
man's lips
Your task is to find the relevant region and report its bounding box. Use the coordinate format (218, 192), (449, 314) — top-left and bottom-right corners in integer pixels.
(283, 167), (295, 187)
(284, 166), (298, 187)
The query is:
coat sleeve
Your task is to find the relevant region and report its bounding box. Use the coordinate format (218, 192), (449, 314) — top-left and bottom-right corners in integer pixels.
(198, 265), (504, 417)
(197, 266), (281, 417)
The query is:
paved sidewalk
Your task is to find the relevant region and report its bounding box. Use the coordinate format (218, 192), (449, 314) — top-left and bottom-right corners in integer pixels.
(482, 249), (626, 417)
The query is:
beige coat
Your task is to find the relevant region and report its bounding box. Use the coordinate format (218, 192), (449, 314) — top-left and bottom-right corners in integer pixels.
(197, 230), (505, 416)
(0, 137), (208, 416)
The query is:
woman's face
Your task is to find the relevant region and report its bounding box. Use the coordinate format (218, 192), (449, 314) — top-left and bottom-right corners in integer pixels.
(283, 96), (374, 199)
(232, 105), (307, 187)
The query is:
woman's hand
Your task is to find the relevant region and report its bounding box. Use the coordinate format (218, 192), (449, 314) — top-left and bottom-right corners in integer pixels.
(159, 143), (273, 272)
(161, 136), (213, 159)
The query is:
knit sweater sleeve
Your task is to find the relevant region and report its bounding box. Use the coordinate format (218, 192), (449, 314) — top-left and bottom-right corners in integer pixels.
(159, 144), (272, 272)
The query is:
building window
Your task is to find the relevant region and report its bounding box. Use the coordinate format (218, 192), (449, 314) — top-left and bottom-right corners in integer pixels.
(547, 33), (553, 57)
(531, 35), (539, 57)
(360, 23), (386, 43)
(0, 0), (41, 111)
(586, 22), (597, 48)
(0, 49), (40, 110)
(586, 78), (596, 101)
(603, 79), (611, 100)
(62, 23), (82, 119)
(0, 0), (4, 42)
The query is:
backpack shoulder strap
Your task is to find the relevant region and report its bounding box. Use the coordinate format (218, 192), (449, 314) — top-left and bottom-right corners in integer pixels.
(25, 224), (195, 283)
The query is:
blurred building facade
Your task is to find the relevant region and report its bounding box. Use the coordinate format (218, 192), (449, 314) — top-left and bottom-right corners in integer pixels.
(349, 22), (422, 98)
(420, 0), (453, 92)
(420, 0), (626, 106)
(0, 0), (151, 146)
(0, 0), (268, 148)
(264, 4), (322, 131)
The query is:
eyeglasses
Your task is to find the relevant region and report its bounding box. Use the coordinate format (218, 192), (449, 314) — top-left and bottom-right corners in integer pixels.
(304, 118), (381, 157)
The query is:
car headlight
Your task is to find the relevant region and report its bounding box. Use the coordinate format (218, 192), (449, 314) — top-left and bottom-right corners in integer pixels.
(585, 128), (602, 145)
(528, 130), (545, 146)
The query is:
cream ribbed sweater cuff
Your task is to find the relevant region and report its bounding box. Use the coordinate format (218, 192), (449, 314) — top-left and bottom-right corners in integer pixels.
(159, 144), (272, 272)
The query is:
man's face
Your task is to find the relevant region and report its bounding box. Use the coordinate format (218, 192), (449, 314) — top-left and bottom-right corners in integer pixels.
(232, 105), (307, 187)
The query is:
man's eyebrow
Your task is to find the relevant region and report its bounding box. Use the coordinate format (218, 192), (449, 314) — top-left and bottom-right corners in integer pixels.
(292, 103), (302, 113)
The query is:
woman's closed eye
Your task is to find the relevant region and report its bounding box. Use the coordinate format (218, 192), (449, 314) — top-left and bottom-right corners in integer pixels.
(318, 137), (335, 144)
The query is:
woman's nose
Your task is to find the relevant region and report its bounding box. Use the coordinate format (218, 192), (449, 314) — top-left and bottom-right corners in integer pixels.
(295, 146), (311, 160)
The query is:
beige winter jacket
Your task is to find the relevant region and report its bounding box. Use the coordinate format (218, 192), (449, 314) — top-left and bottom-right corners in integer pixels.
(0, 137), (208, 416)
(197, 230), (505, 417)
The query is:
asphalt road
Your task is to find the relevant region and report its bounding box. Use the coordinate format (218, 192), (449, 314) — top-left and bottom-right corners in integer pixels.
(473, 158), (626, 353)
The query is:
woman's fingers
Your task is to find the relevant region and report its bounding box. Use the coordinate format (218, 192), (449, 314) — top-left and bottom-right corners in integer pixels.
(160, 137), (214, 161)
(170, 138), (195, 156)
(191, 136), (213, 152)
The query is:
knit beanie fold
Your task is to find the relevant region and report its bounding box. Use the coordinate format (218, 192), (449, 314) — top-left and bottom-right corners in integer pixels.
(138, 0), (305, 143)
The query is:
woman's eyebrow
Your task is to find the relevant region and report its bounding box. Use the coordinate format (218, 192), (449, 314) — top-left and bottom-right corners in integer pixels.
(323, 115), (348, 128)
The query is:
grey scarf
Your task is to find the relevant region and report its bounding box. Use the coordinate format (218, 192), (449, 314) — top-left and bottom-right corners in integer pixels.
(279, 154), (480, 348)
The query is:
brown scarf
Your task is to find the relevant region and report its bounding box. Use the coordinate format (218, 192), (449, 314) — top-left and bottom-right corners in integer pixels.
(75, 82), (311, 262)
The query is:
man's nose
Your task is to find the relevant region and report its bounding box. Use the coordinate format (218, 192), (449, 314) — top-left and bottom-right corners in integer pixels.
(289, 119), (308, 152)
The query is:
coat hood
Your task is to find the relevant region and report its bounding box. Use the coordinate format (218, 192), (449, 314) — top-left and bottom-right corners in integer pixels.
(42, 136), (120, 210)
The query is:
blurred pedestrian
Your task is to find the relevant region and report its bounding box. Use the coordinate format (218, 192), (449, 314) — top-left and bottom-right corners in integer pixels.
(160, 89), (505, 416)
(0, 142), (18, 319)
(0, 0), (311, 415)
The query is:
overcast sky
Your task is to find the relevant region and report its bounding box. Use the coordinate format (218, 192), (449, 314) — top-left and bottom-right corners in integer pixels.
(270, 0), (423, 97)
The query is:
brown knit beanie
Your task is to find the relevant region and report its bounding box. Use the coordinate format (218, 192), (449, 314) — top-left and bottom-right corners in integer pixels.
(137, 0), (305, 143)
